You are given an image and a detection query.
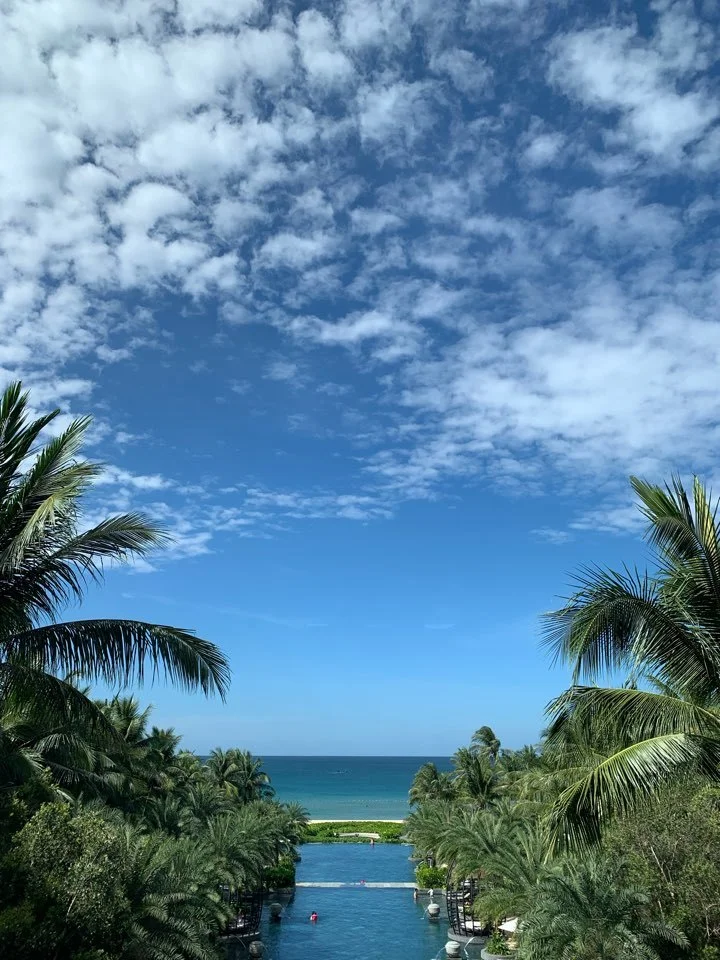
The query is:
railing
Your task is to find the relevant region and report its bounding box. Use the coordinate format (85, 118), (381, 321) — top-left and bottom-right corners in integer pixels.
(220, 885), (263, 939)
(446, 878), (489, 937)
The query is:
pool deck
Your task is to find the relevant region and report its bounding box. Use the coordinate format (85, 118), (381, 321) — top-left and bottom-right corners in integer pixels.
(296, 881), (416, 889)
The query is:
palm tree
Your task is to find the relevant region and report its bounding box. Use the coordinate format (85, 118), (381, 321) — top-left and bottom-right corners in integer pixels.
(119, 828), (225, 960)
(142, 794), (186, 837)
(203, 803), (278, 888)
(180, 780), (233, 823)
(471, 725), (501, 764)
(544, 476), (720, 850)
(452, 747), (500, 804)
(171, 750), (205, 789)
(0, 382), (229, 786)
(475, 821), (557, 923)
(204, 749), (272, 803)
(409, 761), (457, 805)
(277, 800), (310, 848)
(0, 691), (104, 794)
(233, 749), (273, 802)
(518, 859), (687, 960)
(103, 697), (153, 747)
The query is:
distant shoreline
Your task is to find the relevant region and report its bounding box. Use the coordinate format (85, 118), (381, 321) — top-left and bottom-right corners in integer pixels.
(308, 818), (404, 824)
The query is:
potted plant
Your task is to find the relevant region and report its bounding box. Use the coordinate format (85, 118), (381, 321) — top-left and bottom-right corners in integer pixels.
(481, 930), (513, 960)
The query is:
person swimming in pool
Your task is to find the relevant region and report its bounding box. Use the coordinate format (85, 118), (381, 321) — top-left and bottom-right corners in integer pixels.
(310, 912), (318, 922)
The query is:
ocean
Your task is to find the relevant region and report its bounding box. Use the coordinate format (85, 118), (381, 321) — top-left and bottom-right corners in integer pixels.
(262, 756), (452, 820)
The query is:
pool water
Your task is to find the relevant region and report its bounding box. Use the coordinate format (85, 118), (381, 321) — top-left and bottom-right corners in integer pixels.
(261, 844), (449, 960)
(298, 841), (416, 884)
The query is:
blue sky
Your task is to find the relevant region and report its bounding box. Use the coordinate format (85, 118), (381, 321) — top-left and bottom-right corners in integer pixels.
(2, 0), (720, 753)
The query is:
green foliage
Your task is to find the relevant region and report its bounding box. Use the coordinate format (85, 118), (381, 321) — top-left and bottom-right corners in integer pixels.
(0, 739), (305, 960)
(405, 718), (706, 957)
(0, 385), (312, 960)
(264, 857), (296, 889)
(517, 859), (687, 960)
(485, 931), (512, 956)
(415, 864), (447, 888)
(604, 784), (720, 951)
(204, 748), (274, 803)
(303, 820), (404, 843)
(0, 803), (128, 959)
(409, 762), (458, 805)
(543, 476), (720, 851)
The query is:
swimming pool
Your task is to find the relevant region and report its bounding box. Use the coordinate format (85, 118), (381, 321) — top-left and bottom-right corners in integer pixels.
(298, 841), (417, 883)
(260, 844), (450, 960)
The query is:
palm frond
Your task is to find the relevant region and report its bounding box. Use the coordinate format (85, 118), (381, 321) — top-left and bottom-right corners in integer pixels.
(543, 565), (720, 695)
(7, 620), (230, 697)
(547, 732), (720, 853)
(546, 685), (720, 746)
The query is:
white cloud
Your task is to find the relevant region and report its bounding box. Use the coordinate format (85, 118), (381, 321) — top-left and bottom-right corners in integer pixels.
(2, 0), (720, 552)
(523, 132), (565, 167)
(550, 15), (719, 160)
(97, 466), (174, 491)
(108, 183), (193, 233)
(258, 231), (336, 269)
(265, 360), (299, 382)
(244, 487), (392, 520)
(564, 187), (680, 247)
(532, 527), (572, 545)
(350, 208), (404, 235)
(358, 80), (437, 150)
(297, 10), (355, 87)
(430, 49), (492, 97)
(175, 0), (261, 32)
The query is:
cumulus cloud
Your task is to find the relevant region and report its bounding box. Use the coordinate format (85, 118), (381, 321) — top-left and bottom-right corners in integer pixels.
(550, 14), (719, 161)
(1, 0), (720, 551)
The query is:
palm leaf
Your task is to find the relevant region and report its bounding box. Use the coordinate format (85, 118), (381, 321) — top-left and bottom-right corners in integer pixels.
(546, 685), (720, 745)
(6, 620), (230, 696)
(546, 732), (720, 852)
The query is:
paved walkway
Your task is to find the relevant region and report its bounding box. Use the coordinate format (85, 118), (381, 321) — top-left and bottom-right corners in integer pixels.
(296, 881), (416, 889)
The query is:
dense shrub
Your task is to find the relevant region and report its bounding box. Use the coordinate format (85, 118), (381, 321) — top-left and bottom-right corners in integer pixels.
(264, 858), (296, 889)
(415, 864), (447, 889)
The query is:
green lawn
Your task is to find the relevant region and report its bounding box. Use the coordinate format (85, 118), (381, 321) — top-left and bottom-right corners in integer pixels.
(303, 821), (406, 843)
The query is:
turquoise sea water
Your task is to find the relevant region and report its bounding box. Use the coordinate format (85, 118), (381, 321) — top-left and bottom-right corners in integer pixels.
(258, 845), (452, 960)
(263, 757), (452, 820)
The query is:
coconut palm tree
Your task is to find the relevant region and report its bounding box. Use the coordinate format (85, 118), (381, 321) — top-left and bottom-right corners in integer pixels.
(204, 749), (272, 803)
(171, 750), (205, 790)
(452, 747), (500, 804)
(405, 798), (472, 869)
(0, 691), (105, 793)
(0, 382), (229, 783)
(471, 726), (501, 764)
(544, 476), (720, 850)
(518, 859), (687, 960)
(277, 800), (310, 848)
(180, 780), (233, 824)
(409, 761), (457, 805)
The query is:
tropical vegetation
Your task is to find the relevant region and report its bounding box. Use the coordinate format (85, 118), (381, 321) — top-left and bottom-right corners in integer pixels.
(6, 378), (720, 960)
(303, 820), (405, 843)
(406, 474), (720, 958)
(0, 383), (308, 959)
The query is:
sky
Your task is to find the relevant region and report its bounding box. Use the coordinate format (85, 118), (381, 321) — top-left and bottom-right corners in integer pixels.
(2, 0), (720, 754)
